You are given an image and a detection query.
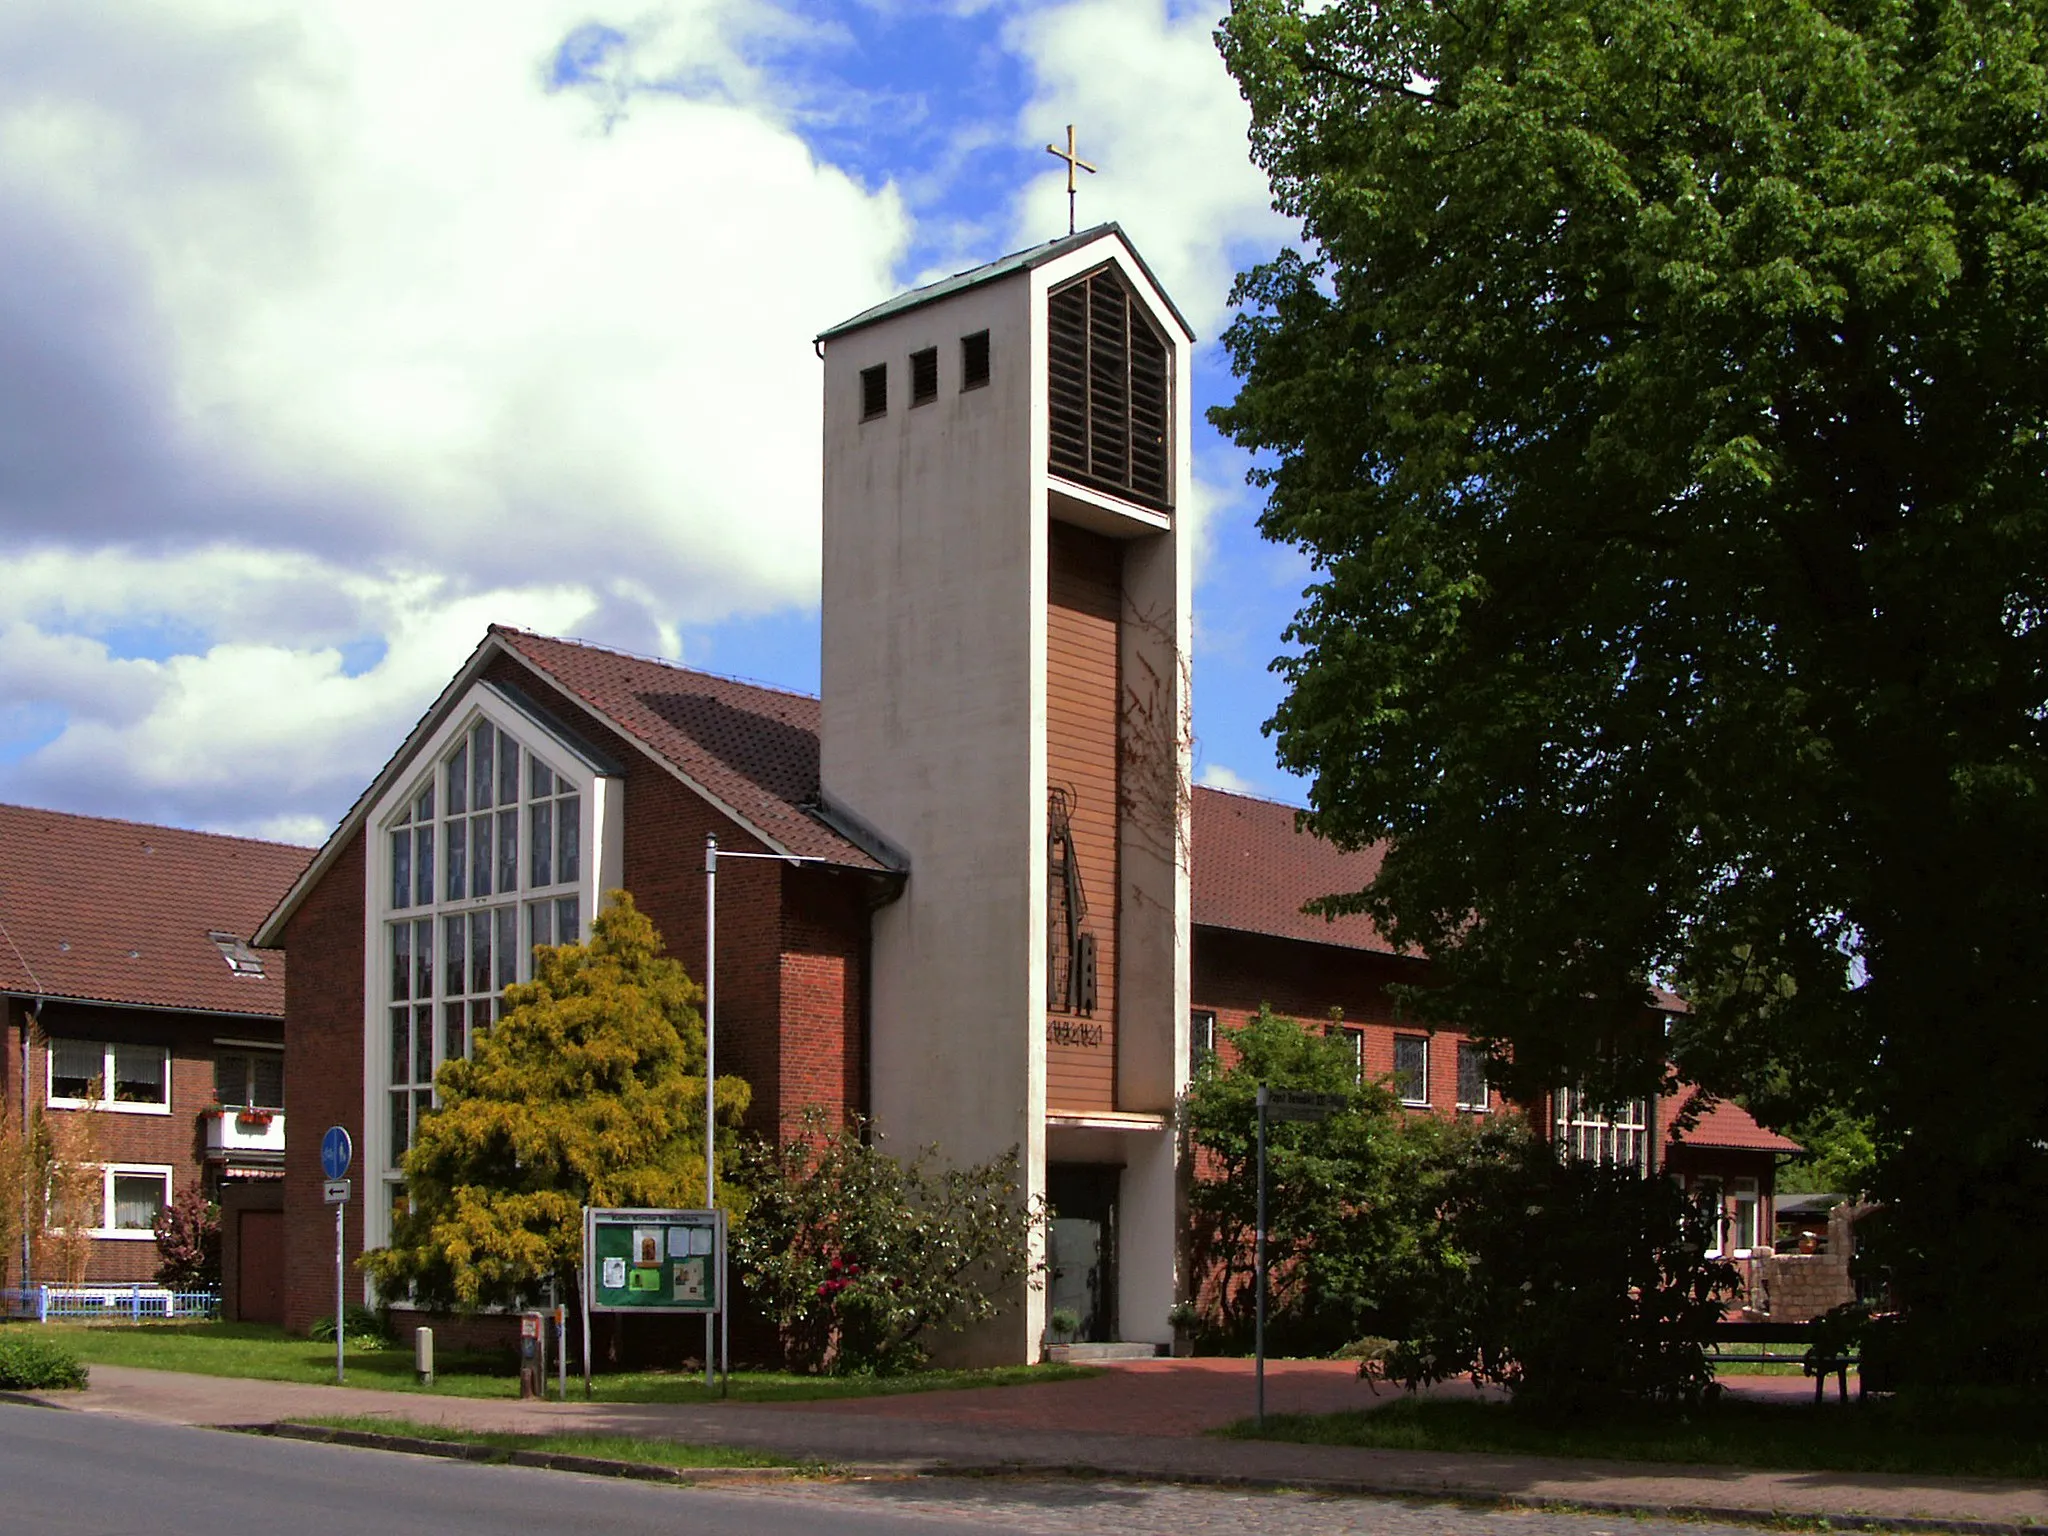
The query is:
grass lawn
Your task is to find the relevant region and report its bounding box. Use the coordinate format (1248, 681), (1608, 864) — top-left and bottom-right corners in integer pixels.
(291, 1413), (800, 1470)
(1220, 1393), (2048, 1481)
(18, 1321), (1098, 1402)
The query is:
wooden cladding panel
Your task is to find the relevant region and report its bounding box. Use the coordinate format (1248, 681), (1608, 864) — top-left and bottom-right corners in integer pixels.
(1046, 520), (1121, 1114)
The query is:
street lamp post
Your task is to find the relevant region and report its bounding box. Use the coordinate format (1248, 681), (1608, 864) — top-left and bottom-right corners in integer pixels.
(703, 835), (828, 1390)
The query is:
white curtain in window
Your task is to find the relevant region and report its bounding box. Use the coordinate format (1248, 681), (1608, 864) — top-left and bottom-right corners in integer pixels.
(51, 1039), (100, 1097)
(112, 1173), (166, 1230)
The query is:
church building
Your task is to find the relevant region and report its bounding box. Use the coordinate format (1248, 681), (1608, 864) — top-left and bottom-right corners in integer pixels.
(257, 225), (1787, 1356)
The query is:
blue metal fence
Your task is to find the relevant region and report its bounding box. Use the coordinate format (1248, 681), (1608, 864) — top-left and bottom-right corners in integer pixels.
(1, 1285), (219, 1322)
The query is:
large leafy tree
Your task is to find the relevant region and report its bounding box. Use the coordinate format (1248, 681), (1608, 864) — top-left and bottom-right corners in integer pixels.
(1213, 0), (2048, 1373)
(364, 892), (749, 1311)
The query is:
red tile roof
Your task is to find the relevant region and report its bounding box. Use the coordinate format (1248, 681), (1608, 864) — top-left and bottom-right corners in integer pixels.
(1191, 787), (1402, 956)
(491, 628), (884, 870)
(0, 804), (311, 1016)
(1663, 1087), (1803, 1153)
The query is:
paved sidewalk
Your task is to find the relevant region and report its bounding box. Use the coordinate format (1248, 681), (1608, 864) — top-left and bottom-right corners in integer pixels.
(34, 1361), (2048, 1532)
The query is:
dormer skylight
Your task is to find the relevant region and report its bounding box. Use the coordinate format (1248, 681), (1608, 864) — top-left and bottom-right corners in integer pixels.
(208, 931), (267, 979)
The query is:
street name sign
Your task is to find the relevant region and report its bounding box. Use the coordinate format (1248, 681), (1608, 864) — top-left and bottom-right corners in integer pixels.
(1262, 1089), (1347, 1123)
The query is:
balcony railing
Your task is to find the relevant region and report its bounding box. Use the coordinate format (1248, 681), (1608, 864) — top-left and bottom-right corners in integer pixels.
(203, 1107), (285, 1157)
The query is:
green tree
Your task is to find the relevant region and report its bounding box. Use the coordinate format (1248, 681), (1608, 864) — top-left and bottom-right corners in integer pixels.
(731, 1120), (1042, 1375)
(1775, 1105), (1878, 1197)
(1390, 1127), (1740, 1410)
(363, 892), (749, 1311)
(1213, 0), (2048, 1377)
(1185, 1007), (1476, 1353)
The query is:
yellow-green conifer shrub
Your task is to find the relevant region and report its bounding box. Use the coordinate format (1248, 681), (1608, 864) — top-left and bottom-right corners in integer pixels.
(363, 891), (749, 1312)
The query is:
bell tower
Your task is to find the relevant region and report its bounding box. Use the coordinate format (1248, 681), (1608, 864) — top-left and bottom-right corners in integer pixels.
(815, 226), (1194, 1362)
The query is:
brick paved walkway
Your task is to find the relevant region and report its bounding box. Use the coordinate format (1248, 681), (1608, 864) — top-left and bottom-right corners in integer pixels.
(32, 1361), (2048, 1531)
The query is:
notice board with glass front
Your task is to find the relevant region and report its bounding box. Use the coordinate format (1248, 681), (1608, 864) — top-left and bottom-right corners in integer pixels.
(581, 1207), (725, 1314)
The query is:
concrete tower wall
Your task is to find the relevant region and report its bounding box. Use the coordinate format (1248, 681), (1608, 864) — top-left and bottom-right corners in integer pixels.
(819, 275), (1045, 1363)
(820, 231), (1194, 1362)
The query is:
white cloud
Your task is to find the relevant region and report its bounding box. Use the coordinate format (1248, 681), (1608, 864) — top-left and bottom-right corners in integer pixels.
(1004, 0), (1289, 340)
(0, 0), (912, 836)
(1195, 762), (1258, 795)
(0, 0), (909, 605)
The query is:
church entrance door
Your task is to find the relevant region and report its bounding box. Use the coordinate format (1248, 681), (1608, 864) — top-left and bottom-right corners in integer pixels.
(1047, 1164), (1118, 1343)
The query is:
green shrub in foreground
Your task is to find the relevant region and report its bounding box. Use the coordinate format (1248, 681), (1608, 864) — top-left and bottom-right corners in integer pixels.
(0, 1331), (89, 1390)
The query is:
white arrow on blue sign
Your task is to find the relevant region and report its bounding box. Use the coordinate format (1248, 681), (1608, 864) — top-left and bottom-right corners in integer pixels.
(321, 1125), (353, 1181)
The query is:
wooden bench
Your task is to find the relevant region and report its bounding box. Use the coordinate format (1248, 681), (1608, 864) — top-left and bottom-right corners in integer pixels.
(1708, 1320), (1857, 1403)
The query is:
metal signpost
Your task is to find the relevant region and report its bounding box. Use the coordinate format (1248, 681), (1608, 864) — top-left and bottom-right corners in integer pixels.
(703, 836), (825, 1389)
(581, 1206), (727, 1399)
(320, 1126), (353, 1385)
(1253, 1086), (1346, 1428)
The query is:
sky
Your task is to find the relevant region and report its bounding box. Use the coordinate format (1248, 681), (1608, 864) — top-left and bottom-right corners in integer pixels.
(0, 0), (1315, 847)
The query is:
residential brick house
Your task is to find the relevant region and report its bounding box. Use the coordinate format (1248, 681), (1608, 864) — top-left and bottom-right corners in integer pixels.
(0, 804), (310, 1317)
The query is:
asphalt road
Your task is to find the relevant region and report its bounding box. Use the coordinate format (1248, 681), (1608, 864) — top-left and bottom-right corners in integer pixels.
(0, 1401), (1788, 1536)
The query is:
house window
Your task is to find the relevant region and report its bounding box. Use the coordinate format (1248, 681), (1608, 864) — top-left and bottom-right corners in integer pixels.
(1730, 1176), (1760, 1256)
(1393, 1034), (1429, 1105)
(1456, 1041), (1489, 1111)
(48, 1040), (170, 1114)
(1693, 1175), (1726, 1255)
(1554, 1087), (1650, 1171)
(215, 1049), (284, 1110)
(961, 329), (990, 390)
(380, 712), (587, 1182)
(1046, 265), (1172, 507)
(96, 1165), (171, 1238)
(1189, 1009), (1216, 1079)
(910, 346), (938, 405)
(860, 363), (887, 420)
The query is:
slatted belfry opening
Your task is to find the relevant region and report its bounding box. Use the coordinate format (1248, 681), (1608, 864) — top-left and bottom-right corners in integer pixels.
(1047, 266), (1171, 509)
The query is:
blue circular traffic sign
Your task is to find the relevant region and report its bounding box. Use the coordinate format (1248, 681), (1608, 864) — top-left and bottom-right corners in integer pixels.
(321, 1125), (353, 1180)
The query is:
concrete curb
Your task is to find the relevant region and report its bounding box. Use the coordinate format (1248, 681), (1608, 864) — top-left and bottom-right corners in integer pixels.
(0, 1389), (71, 1410)
(249, 1421), (808, 1485)
(916, 1462), (2046, 1536)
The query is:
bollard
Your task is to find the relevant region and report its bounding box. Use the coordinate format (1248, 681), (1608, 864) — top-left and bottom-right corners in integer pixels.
(415, 1326), (434, 1387)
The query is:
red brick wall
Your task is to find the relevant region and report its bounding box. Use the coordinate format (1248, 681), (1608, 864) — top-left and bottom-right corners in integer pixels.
(281, 828), (366, 1333)
(1192, 926), (1505, 1118)
(776, 871), (868, 1139)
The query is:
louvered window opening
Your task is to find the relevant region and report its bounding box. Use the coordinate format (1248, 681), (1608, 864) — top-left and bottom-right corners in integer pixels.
(910, 347), (939, 405)
(1047, 269), (1171, 509)
(860, 364), (887, 420)
(962, 329), (991, 389)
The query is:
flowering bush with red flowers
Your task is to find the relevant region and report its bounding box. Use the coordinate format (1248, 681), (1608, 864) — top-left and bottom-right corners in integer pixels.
(734, 1115), (1044, 1375)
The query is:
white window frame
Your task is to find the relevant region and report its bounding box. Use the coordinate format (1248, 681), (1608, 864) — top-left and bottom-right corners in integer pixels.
(1729, 1176), (1761, 1257)
(47, 1040), (172, 1115)
(1693, 1174), (1727, 1257)
(1554, 1087), (1651, 1171)
(1455, 1039), (1490, 1112)
(1332, 1024), (1365, 1083)
(360, 683), (620, 1260)
(93, 1164), (173, 1240)
(1393, 1033), (1430, 1106)
(1188, 1008), (1216, 1080)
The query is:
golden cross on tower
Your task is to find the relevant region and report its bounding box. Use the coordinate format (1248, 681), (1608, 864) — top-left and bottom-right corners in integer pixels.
(1045, 124), (1098, 236)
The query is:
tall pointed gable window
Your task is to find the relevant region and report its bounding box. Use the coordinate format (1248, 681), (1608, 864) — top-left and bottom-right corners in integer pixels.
(377, 704), (592, 1200)
(1047, 264), (1172, 509)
